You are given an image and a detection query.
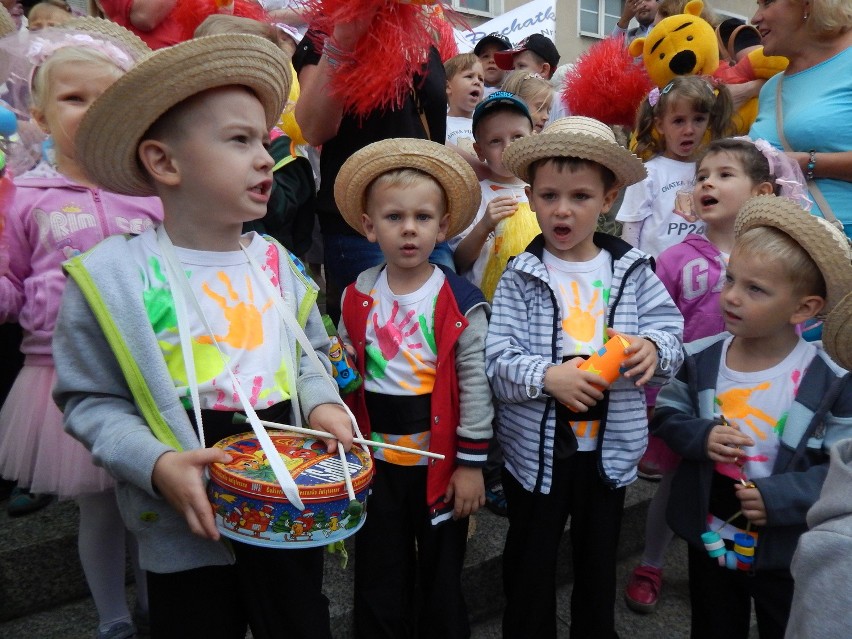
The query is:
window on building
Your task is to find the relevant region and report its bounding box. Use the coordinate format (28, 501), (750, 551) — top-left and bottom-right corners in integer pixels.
(579, 0), (623, 38)
(452, 0), (495, 18)
(715, 9), (749, 22)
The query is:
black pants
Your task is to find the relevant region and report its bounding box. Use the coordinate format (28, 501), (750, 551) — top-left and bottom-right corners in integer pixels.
(354, 460), (470, 639)
(147, 542), (330, 639)
(146, 403), (330, 639)
(502, 452), (625, 639)
(687, 544), (794, 639)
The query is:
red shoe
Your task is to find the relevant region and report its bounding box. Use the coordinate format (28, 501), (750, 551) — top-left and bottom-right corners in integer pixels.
(624, 565), (662, 614)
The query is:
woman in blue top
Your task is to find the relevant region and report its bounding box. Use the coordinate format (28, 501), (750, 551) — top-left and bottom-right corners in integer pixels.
(749, 0), (852, 237)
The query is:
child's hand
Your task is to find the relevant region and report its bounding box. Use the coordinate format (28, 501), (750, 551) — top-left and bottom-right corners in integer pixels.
(444, 466), (485, 520)
(544, 358), (607, 411)
(734, 483), (767, 526)
(308, 403), (353, 453)
(480, 194), (519, 233)
(706, 423), (754, 464)
(612, 329), (658, 386)
(342, 341), (357, 362)
(152, 448), (232, 540)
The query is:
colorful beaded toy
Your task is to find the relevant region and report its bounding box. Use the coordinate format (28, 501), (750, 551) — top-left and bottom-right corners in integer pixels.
(701, 414), (758, 570)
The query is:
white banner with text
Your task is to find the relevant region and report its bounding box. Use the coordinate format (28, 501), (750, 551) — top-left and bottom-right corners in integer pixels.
(454, 0), (557, 53)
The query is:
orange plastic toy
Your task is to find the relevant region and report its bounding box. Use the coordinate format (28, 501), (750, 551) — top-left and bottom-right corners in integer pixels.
(579, 333), (631, 390)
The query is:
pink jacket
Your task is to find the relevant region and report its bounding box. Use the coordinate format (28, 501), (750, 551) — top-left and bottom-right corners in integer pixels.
(654, 234), (726, 344)
(0, 164), (163, 361)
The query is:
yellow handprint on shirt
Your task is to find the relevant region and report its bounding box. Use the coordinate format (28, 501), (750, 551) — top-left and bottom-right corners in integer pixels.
(198, 272), (273, 350)
(560, 281), (603, 344)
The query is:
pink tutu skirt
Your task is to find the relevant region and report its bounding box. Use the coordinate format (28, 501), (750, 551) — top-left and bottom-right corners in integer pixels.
(0, 364), (114, 498)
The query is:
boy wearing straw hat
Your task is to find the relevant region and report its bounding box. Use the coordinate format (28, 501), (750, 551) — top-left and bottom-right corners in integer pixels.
(334, 137), (493, 638)
(651, 195), (852, 638)
(50, 35), (353, 639)
(486, 116), (684, 639)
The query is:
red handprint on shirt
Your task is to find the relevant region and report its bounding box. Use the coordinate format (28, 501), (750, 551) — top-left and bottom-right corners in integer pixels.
(366, 301), (423, 380)
(373, 300), (422, 359)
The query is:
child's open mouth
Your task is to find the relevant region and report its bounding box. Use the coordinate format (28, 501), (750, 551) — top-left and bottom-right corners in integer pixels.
(248, 180), (272, 202)
(700, 195), (718, 207)
(553, 224), (571, 239)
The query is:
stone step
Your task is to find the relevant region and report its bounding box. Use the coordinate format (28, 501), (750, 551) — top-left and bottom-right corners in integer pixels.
(0, 480), (657, 637)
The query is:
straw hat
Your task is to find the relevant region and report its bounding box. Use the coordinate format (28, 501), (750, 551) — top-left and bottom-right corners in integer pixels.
(823, 292), (852, 370)
(63, 17), (151, 60)
(735, 195), (852, 315)
(76, 34), (290, 196)
(0, 4), (15, 38)
(502, 116), (646, 189)
(334, 138), (481, 239)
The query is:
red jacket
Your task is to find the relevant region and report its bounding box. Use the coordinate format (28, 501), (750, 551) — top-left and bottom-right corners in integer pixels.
(341, 265), (490, 524)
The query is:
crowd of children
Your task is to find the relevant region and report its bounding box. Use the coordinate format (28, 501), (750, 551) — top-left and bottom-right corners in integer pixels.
(1, 3), (851, 639)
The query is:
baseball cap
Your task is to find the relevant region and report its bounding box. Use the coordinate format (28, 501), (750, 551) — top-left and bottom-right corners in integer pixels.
(472, 90), (533, 136)
(494, 33), (560, 71)
(473, 32), (512, 56)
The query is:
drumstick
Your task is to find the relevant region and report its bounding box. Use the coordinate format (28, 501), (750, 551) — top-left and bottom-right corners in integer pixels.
(232, 414), (445, 460)
(337, 446), (363, 519)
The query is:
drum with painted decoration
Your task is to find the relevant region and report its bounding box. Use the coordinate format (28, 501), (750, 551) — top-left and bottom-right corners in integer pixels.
(208, 432), (373, 548)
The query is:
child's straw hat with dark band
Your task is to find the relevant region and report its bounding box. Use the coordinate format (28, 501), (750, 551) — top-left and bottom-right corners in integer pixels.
(76, 34), (290, 197)
(335, 138), (481, 240)
(735, 195), (852, 316)
(502, 116), (646, 189)
(64, 16), (151, 59)
(823, 292), (852, 370)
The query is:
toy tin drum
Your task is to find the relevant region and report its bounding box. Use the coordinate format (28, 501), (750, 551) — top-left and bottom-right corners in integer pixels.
(208, 432), (373, 548)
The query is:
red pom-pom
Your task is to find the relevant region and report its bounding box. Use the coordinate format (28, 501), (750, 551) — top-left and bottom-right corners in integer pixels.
(563, 36), (654, 128)
(428, 6), (458, 62)
(172, 0), (268, 42)
(301, 0), (438, 117)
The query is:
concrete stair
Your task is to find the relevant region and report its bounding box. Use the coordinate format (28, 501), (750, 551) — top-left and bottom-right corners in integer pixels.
(0, 481), (657, 638)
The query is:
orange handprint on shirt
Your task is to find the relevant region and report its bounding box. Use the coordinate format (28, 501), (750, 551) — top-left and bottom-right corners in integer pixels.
(560, 281), (603, 344)
(198, 272), (272, 350)
(399, 349), (436, 394)
(717, 382), (774, 441)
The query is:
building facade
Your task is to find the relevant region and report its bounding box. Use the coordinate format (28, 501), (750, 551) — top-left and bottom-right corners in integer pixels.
(453, 0), (754, 66)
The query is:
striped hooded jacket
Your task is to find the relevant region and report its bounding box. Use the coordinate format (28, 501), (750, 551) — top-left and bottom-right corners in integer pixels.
(485, 233), (684, 493)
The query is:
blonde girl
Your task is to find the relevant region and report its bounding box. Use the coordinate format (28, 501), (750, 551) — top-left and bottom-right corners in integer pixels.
(501, 69), (553, 133)
(616, 75), (735, 257)
(0, 32), (162, 639)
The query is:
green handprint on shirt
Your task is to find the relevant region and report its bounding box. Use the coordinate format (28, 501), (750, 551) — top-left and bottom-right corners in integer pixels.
(142, 256), (181, 333)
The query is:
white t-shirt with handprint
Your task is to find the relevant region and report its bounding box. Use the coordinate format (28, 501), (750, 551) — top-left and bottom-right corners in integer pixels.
(544, 248), (612, 452)
(127, 230), (289, 411)
(363, 266), (445, 396)
(544, 248), (612, 356)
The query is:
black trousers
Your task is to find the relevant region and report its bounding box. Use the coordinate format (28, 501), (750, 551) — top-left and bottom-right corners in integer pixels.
(502, 452), (625, 639)
(687, 544), (794, 639)
(147, 403), (330, 639)
(147, 542), (330, 639)
(354, 460), (470, 639)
